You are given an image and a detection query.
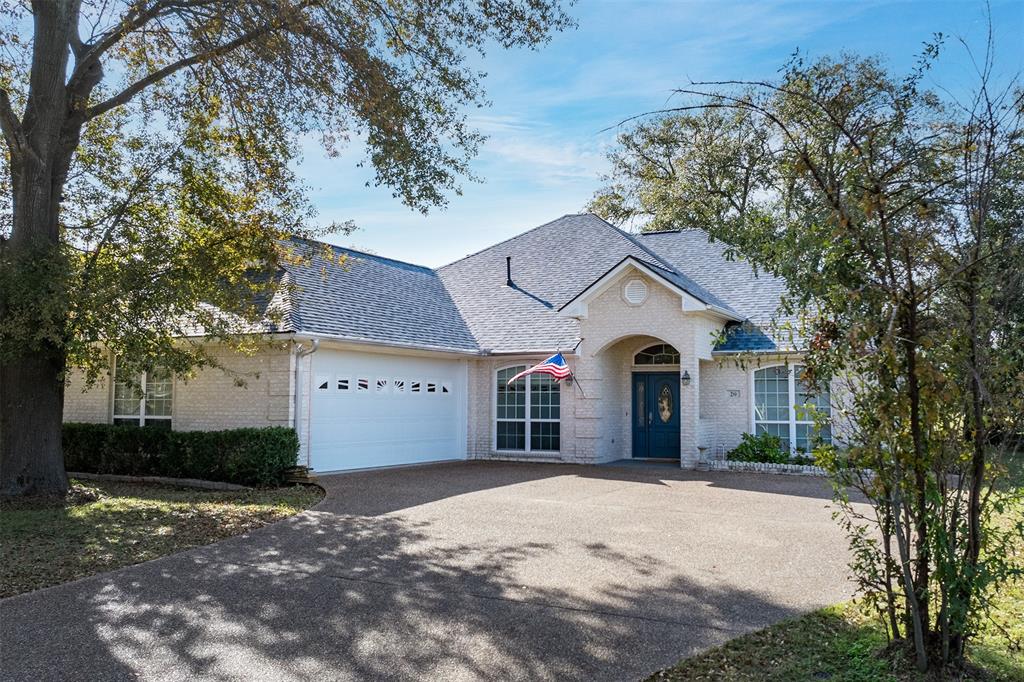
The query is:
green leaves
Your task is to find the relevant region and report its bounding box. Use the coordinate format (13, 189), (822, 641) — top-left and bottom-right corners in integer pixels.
(595, 44), (1023, 672)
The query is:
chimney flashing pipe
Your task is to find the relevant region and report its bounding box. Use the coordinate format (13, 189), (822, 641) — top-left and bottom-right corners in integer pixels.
(506, 256), (513, 287)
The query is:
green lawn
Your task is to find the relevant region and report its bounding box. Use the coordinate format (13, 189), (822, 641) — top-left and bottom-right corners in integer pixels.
(0, 480), (322, 598)
(648, 455), (1024, 682)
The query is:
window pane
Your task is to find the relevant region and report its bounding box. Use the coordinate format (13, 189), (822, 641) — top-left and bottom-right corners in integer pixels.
(530, 421), (560, 452)
(143, 418), (173, 430)
(113, 417), (140, 427)
(496, 367), (526, 420)
(634, 344), (680, 365)
(754, 366), (789, 422)
(496, 421), (525, 450)
(755, 422), (790, 450)
(113, 373), (141, 417)
(796, 423), (831, 452)
(144, 368), (173, 418)
(530, 374), (560, 420)
(635, 379), (645, 427)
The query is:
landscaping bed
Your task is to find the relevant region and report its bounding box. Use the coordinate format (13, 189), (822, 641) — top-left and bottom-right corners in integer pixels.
(0, 479), (322, 598)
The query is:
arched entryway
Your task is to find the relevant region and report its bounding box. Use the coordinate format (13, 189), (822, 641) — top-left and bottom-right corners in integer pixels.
(630, 343), (681, 459)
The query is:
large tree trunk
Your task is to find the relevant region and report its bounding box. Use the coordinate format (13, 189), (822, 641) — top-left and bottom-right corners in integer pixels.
(0, 1), (81, 497)
(0, 347), (68, 497)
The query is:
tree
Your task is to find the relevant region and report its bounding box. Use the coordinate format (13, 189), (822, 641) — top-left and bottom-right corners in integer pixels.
(591, 43), (1023, 671)
(0, 0), (572, 497)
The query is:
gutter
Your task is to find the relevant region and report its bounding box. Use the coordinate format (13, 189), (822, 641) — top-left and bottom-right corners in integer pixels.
(293, 339), (320, 467)
(270, 331), (481, 357)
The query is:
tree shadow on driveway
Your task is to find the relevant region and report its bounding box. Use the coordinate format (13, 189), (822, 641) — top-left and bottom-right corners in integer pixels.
(1, 462), (852, 681)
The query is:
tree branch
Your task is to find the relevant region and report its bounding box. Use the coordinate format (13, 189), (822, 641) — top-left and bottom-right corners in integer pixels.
(67, 0), (217, 91)
(83, 0), (318, 121)
(84, 23), (274, 120)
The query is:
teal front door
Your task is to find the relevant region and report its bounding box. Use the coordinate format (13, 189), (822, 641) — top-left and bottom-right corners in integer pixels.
(631, 373), (681, 459)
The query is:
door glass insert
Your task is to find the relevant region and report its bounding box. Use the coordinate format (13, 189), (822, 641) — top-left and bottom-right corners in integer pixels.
(636, 379), (645, 427)
(658, 383), (673, 423)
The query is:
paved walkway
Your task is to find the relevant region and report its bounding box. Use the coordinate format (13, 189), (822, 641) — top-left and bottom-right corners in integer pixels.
(0, 462), (856, 681)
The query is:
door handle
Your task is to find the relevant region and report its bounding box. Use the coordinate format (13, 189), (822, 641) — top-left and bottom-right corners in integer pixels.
(648, 412), (652, 426)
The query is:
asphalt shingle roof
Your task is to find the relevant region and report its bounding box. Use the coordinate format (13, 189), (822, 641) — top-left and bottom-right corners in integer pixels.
(280, 239), (478, 352)
(275, 216), (795, 355)
(636, 229), (795, 351)
(437, 214), (734, 353)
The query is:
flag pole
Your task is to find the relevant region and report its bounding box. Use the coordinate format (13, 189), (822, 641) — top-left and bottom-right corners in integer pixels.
(564, 338), (586, 399)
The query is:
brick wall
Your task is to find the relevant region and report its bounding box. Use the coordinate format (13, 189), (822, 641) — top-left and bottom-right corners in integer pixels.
(62, 343), (295, 432)
(64, 368), (111, 423)
(173, 343), (293, 431)
(698, 358), (749, 455)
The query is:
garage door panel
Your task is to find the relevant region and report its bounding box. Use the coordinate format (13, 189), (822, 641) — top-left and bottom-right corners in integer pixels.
(309, 349), (466, 472)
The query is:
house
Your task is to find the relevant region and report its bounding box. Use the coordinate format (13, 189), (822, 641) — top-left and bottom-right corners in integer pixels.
(63, 214), (839, 472)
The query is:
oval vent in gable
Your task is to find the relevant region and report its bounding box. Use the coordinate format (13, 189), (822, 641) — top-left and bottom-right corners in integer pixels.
(623, 278), (648, 305)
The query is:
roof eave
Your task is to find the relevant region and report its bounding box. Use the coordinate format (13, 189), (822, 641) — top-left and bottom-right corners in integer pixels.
(274, 331), (482, 356)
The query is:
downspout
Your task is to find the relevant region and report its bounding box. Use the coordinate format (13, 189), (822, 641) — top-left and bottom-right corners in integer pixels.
(293, 339), (320, 468)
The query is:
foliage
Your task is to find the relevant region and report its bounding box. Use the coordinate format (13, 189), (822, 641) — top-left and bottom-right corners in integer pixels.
(0, 479), (322, 598)
(62, 423), (300, 487)
(727, 431), (790, 464)
(0, 0), (573, 496)
(592, 31), (1024, 673)
(649, 482), (1024, 680)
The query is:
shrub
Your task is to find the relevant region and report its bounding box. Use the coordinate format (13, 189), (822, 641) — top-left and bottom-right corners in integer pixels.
(62, 423), (299, 487)
(727, 431), (791, 464)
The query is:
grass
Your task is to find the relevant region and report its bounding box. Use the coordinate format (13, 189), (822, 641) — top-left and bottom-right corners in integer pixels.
(649, 448), (1024, 682)
(0, 479), (323, 598)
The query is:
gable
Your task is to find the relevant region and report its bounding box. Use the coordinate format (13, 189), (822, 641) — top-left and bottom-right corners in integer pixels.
(558, 256), (742, 322)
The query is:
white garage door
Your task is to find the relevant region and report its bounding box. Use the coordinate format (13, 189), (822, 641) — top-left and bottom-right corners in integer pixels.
(308, 349), (467, 472)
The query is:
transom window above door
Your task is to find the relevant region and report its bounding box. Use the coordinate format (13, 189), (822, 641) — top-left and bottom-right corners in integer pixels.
(633, 344), (680, 365)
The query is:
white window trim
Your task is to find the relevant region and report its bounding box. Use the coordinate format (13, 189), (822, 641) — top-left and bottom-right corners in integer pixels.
(112, 359), (173, 427)
(493, 364), (561, 454)
(748, 363), (829, 452)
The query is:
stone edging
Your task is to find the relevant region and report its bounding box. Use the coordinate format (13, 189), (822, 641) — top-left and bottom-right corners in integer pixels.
(700, 460), (829, 476)
(68, 472), (250, 491)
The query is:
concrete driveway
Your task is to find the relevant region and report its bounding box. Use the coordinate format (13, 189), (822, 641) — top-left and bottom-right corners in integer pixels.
(1, 462), (856, 681)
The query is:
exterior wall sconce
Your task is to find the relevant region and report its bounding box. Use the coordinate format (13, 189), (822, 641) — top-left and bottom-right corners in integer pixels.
(680, 370), (691, 386)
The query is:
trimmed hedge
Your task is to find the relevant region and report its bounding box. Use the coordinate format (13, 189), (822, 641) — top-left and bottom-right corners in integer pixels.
(63, 423), (300, 487)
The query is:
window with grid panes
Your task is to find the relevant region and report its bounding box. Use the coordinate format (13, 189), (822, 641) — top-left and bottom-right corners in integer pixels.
(496, 366), (560, 452)
(752, 364), (831, 452)
(113, 364), (172, 428)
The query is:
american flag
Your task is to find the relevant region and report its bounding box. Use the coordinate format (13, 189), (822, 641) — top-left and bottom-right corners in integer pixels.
(506, 353), (573, 384)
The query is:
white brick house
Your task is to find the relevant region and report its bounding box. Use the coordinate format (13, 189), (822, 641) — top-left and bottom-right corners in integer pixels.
(64, 214), (840, 471)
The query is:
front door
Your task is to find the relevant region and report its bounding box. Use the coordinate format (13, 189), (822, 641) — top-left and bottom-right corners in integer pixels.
(631, 373), (681, 459)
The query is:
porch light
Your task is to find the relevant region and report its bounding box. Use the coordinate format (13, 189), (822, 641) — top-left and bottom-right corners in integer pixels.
(680, 370), (691, 386)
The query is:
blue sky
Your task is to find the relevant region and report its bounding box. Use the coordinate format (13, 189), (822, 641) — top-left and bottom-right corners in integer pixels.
(300, 0), (1024, 267)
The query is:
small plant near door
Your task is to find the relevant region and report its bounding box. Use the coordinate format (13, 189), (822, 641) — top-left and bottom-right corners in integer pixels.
(727, 432), (790, 464)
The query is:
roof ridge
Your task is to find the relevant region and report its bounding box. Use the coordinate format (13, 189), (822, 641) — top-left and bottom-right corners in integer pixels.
(636, 228), (682, 235)
(287, 235), (436, 273)
(585, 213), (689, 274)
(436, 213), (589, 271)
